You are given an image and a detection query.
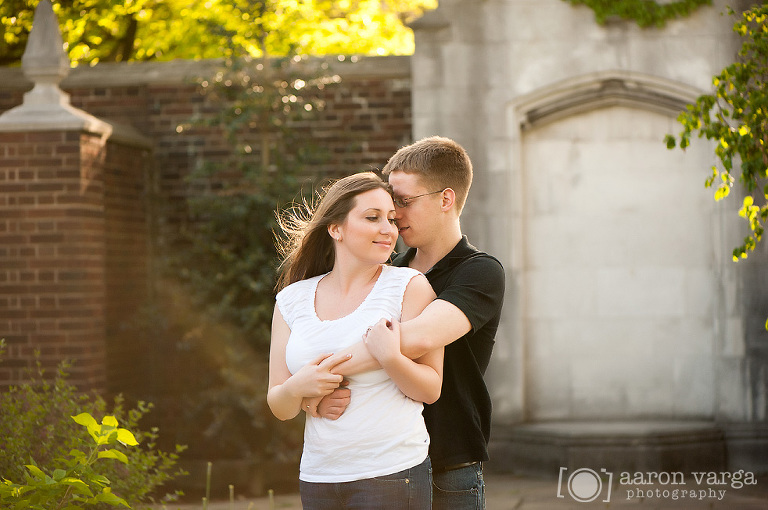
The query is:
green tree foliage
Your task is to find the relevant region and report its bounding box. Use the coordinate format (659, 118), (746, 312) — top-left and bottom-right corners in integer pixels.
(170, 56), (336, 352)
(564, 0), (712, 28)
(147, 57), (335, 464)
(665, 5), (768, 261)
(0, 0), (437, 66)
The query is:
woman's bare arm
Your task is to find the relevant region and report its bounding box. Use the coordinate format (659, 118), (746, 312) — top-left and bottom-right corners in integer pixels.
(267, 305), (349, 420)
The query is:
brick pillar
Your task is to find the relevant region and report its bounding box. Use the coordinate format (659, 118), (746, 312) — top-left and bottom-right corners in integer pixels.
(0, 0), (153, 394)
(0, 128), (153, 394)
(0, 130), (108, 391)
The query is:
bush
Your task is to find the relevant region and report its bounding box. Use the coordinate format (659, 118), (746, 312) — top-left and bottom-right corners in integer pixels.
(0, 411), (139, 509)
(0, 340), (186, 509)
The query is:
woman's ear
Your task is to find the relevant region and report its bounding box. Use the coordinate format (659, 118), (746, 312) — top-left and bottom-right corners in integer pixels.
(440, 188), (456, 212)
(328, 223), (342, 242)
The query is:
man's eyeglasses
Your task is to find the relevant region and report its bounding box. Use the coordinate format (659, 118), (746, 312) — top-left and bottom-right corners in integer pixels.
(393, 189), (446, 208)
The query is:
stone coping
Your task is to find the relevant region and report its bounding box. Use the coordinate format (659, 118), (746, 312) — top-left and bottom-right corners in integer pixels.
(0, 104), (152, 148)
(0, 55), (411, 90)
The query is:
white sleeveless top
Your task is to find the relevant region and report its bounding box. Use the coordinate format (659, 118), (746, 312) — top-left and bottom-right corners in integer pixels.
(276, 265), (429, 483)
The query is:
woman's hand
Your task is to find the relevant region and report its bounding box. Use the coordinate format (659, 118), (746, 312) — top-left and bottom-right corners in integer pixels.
(364, 318), (401, 365)
(285, 352), (351, 399)
(269, 352), (351, 421)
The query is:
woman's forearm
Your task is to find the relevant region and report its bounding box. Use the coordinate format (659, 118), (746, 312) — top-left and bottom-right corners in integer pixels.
(267, 378), (303, 421)
(331, 341), (380, 376)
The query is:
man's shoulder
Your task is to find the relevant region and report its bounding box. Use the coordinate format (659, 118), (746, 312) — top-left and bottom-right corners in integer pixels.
(450, 247), (504, 274)
(447, 237), (502, 266)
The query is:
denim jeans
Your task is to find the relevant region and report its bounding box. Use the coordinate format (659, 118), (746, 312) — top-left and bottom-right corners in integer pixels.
(432, 462), (485, 510)
(299, 456), (432, 510)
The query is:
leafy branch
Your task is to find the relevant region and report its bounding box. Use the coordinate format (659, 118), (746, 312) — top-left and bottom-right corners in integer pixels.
(665, 5), (768, 261)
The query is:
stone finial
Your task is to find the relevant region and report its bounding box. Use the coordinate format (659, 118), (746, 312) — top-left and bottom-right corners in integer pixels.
(17, 0), (72, 108)
(22, 0), (70, 87)
(0, 0), (111, 134)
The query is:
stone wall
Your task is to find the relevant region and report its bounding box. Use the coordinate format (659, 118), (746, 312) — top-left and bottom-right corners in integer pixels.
(411, 0), (767, 427)
(409, 0), (768, 474)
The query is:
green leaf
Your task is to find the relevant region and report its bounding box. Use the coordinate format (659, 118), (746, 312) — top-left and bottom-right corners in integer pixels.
(714, 186), (730, 201)
(2, 0), (437, 66)
(116, 428), (139, 446)
(68, 449), (88, 466)
(24, 465), (47, 480)
(98, 449), (129, 464)
(60, 478), (94, 497)
(72, 412), (101, 442)
(102, 415), (119, 428)
(71, 413), (98, 429)
(664, 134), (676, 149)
(93, 488), (131, 508)
(89, 473), (112, 487)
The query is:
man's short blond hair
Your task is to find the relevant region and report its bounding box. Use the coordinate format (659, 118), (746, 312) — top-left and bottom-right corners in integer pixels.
(382, 136), (473, 213)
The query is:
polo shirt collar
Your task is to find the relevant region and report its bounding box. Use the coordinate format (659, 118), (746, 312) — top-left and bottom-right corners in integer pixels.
(398, 235), (473, 274)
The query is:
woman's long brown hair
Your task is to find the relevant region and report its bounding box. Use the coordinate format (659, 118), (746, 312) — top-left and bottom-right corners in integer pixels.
(274, 172), (391, 292)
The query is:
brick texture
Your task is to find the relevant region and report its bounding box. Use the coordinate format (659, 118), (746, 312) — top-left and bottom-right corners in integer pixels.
(0, 57), (411, 394)
(0, 131), (108, 391)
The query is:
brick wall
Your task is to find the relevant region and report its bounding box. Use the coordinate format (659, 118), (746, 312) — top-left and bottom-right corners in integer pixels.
(0, 56), (412, 394)
(103, 140), (152, 394)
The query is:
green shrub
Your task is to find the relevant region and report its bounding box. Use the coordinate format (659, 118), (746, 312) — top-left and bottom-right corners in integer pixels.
(0, 411), (138, 509)
(0, 341), (186, 509)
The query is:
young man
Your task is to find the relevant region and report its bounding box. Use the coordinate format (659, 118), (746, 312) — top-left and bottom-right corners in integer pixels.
(313, 136), (505, 510)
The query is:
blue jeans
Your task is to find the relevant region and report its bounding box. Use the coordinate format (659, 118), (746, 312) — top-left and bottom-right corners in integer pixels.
(432, 462), (485, 510)
(299, 456), (432, 509)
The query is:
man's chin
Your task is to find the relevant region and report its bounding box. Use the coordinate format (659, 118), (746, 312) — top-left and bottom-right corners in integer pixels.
(398, 231), (415, 247)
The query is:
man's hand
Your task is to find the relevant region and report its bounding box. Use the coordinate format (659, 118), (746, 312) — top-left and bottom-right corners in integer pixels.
(311, 384), (351, 420)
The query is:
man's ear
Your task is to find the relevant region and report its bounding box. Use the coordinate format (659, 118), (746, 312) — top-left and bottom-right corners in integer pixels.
(440, 188), (456, 212)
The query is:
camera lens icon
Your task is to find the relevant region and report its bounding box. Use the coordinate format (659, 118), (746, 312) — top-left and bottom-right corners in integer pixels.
(557, 467), (613, 503)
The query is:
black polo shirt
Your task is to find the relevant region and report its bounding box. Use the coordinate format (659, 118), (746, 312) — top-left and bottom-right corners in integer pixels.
(392, 236), (505, 470)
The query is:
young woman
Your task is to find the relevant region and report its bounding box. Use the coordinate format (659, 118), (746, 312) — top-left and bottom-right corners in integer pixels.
(267, 172), (443, 509)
